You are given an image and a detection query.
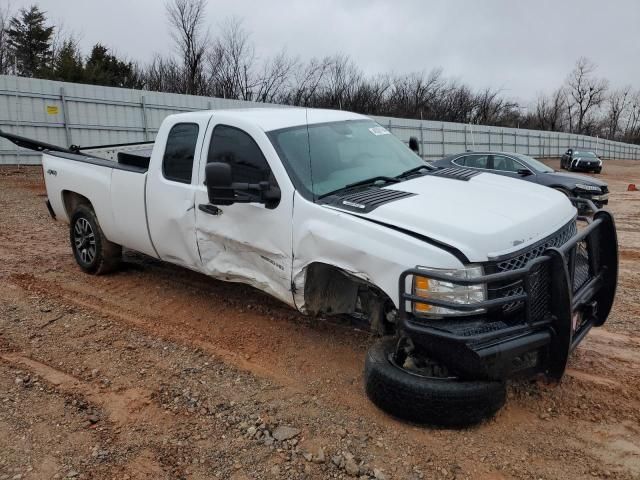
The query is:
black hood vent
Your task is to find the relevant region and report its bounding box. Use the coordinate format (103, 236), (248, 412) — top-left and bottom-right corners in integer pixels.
(428, 166), (480, 181)
(323, 188), (415, 213)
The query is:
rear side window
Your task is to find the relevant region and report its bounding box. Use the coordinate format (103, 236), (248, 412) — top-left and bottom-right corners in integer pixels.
(459, 154), (488, 169)
(208, 125), (273, 184)
(163, 123), (199, 184)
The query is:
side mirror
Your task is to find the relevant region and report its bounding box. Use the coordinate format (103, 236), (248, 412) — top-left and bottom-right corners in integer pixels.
(203, 161), (281, 209)
(517, 168), (533, 177)
(205, 162), (235, 205)
(409, 136), (420, 154)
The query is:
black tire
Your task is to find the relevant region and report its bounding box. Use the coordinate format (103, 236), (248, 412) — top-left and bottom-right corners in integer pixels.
(69, 205), (121, 274)
(364, 338), (506, 427)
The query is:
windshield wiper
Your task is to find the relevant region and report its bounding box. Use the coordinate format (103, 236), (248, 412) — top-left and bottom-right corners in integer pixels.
(395, 164), (432, 179)
(344, 176), (400, 189)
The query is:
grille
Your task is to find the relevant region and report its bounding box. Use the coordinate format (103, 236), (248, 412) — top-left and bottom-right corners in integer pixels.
(494, 221), (577, 272)
(488, 220), (578, 323)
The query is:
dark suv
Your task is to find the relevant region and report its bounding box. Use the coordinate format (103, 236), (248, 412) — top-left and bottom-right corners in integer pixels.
(432, 151), (609, 208)
(560, 149), (603, 173)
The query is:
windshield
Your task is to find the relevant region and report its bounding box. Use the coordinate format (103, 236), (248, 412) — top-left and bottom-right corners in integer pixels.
(268, 119), (425, 198)
(511, 153), (554, 173)
(573, 151), (597, 158)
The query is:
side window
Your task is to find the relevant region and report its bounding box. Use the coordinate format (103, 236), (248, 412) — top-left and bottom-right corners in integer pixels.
(452, 155), (467, 167)
(465, 155), (488, 169)
(208, 125), (273, 184)
(163, 123), (199, 184)
(492, 155), (520, 172)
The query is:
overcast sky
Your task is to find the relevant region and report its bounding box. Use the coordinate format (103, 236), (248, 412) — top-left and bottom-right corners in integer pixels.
(8, 0), (640, 103)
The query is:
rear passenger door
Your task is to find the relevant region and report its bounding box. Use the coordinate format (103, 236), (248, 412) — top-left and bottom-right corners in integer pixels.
(146, 117), (210, 269)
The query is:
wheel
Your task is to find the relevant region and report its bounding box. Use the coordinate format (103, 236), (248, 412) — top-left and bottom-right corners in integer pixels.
(364, 338), (506, 427)
(560, 158), (566, 169)
(70, 205), (121, 274)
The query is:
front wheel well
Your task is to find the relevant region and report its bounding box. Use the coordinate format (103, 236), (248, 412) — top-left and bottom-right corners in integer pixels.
(301, 262), (396, 334)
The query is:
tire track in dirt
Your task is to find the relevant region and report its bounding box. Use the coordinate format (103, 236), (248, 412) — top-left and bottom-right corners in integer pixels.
(7, 270), (391, 420)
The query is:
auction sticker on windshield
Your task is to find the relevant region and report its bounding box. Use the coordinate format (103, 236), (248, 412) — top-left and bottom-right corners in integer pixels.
(369, 126), (391, 136)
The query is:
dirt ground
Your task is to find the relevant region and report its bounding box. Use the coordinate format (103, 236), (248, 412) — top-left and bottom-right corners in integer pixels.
(0, 159), (639, 480)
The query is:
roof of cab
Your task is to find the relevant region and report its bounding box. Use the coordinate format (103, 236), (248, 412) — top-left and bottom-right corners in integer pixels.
(170, 107), (368, 132)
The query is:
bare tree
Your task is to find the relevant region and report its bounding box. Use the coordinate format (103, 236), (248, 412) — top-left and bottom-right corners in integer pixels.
(166, 0), (208, 95)
(208, 18), (256, 100)
(386, 69), (443, 118)
(0, 2), (13, 74)
(533, 88), (566, 131)
(254, 50), (297, 103)
(605, 87), (631, 140)
(621, 90), (640, 143)
(565, 57), (608, 134)
(144, 54), (185, 93)
(472, 87), (518, 126)
(283, 56), (332, 106)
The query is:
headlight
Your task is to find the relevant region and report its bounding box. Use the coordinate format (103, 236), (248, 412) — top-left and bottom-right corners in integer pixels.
(413, 265), (486, 317)
(575, 183), (600, 192)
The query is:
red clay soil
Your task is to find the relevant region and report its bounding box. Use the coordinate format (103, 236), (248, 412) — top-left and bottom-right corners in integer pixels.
(0, 161), (639, 479)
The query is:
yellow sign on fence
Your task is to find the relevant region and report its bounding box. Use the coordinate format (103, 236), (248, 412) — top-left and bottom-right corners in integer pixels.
(46, 105), (59, 115)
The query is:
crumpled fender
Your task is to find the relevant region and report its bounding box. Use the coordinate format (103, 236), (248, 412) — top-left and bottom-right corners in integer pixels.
(291, 193), (464, 313)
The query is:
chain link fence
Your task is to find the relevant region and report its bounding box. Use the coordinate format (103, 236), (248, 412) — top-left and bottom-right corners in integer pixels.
(1, 75), (639, 165)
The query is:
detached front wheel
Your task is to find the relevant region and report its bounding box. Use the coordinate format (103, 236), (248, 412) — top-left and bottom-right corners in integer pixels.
(70, 205), (121, 274)
(364, 338), (506, 427)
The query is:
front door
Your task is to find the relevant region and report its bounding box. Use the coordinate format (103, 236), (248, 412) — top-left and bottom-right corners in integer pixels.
(193, 120), (295, 306)
(488, 154), (527, 179)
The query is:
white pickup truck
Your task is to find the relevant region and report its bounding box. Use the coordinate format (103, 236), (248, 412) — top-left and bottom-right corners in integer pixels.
(0, 108), (618, 427)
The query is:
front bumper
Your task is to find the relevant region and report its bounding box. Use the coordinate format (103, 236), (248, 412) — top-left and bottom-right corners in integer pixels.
(397, 210), (618, 381)
(571, 159), (602, 171)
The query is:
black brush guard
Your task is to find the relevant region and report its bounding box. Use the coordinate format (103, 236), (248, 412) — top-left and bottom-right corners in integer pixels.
(398, 210), (618, 381)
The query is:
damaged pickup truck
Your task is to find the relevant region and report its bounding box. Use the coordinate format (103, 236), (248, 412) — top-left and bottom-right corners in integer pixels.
(0, 108), (618, 427)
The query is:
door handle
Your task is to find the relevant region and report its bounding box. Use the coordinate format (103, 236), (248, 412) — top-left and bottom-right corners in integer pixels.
(198, 204), (222, 216)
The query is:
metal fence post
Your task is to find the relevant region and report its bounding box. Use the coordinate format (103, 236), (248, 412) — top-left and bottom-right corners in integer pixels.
(13, 84), (20, 165)
(527, 132), (530, 155)
(419, 121), (424, 159)
(464, 125), (468, 151)
(501, 128), (504, 151)
(60, 87), (72, 147)
(141, 95), (150, 141)
(488, 130), (491, 151)
(441, 124), (445, 157)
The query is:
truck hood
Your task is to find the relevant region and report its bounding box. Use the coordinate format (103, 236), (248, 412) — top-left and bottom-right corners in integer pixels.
(353, 172), (577, 263)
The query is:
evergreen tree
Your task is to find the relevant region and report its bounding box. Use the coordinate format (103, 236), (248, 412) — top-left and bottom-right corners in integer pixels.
(85, 43), (142, 88)
(52, 39), (84, 82)
(7, 5), (54, 77)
